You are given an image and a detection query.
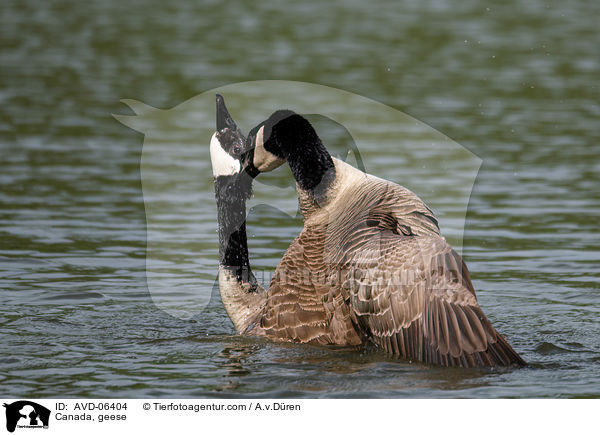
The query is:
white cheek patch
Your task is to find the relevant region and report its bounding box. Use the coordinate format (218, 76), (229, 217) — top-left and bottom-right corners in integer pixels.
(253, 126), (286, 172)
(210, 132), (241, 177)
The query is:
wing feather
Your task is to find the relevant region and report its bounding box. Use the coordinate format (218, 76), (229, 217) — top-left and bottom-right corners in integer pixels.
(260, 224), (363, 346)
(340, 229), (524, 367)
(257, 173), (524, 367)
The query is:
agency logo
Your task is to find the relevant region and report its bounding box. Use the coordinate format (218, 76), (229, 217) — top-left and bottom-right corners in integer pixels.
(3, 401), (50, 433)
(114, 80), (481, 320)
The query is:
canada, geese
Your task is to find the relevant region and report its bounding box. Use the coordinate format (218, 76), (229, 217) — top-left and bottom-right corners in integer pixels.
(210, 95), (525, 368)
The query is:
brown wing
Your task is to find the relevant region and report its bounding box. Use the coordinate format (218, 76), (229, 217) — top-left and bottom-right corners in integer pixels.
(342, 230), (525, 367)
(259, 222), (363, 346)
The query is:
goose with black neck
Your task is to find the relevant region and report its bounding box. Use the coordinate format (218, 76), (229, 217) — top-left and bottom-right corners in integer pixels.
(211, 96), (525, 368)
(210, 95), (266, 334)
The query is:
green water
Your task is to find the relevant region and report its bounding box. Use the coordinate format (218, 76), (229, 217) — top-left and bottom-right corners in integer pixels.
(1, 0), (599, 398)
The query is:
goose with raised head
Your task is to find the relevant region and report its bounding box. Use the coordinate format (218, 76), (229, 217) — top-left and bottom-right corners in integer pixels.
(210, 95), (525, 368)
(210, 95), (266, 334)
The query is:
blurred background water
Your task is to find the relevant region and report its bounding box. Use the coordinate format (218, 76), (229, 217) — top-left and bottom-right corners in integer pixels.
(0, 0), (598, 398)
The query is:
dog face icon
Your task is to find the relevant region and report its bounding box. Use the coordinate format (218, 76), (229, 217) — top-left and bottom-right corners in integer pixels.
(3, 401), (50, 433)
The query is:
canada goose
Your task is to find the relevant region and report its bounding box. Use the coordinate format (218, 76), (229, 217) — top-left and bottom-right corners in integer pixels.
(210, 95), (266, 334)
(210, 95), (525, 367)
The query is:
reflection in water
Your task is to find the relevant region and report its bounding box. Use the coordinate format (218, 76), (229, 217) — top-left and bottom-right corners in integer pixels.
(409, 365), (493, 392)
(272, 344), (370, 375)
(219, 343), (258, 378)
(213, 342), (259, 392)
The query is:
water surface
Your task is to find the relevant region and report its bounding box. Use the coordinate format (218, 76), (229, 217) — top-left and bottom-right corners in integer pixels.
(0, 0), (599, 398)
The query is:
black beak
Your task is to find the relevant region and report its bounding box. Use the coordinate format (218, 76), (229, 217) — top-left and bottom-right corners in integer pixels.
(216, 94), (237, 131)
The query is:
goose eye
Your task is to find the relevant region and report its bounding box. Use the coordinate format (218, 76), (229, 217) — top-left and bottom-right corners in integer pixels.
(231, 144), (242, 156)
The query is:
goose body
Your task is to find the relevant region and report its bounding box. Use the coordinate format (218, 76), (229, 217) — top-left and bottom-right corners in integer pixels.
(211, 96), (525, 367)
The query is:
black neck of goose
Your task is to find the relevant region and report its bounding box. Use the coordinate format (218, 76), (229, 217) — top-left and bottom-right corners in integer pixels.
(269, 114), (335, 200)
(214, 174), (254, 284)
